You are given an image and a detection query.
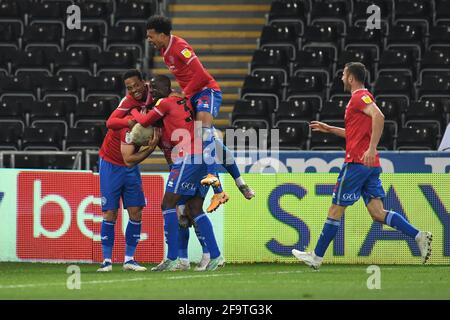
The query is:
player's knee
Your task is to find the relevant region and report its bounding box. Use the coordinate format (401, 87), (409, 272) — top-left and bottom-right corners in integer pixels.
(128, 208), (142, 221)
(369, 210), (385, 223)
(103, 210), (118, 222)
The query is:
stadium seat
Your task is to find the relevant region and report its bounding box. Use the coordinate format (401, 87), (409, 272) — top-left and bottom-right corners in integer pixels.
(0, 22), (22, 46)
(53, 49), (91, 73)
(0, 98), (26, 124)
(21, 127), (62, 150)
(76, 122), (108, 140)
(232, 99), (272, 127)
(385, 25), (424, 51)
(73, 100), (111, 126)
(404, 100), (443, 134)
(286, 75), (325, 100)
(319, 101), (346, 121)
(293, 48), (333, 77)
(107, 24), (144, 47)
(11, 50), (48, 74)
(232, 120), (270, 150)
(11, 154), (44, 169)
(378, 49), (416, 77)
(394, 0), (431, 22)
(345, 26), (382, 47)
(310, 131), (345, 150)
(270, 20), (304, 38)
(0, 122), (22, 150)
(373, 74), (414, 99)
(352, 0), (392, 25)
(251, 48), (289, 71)
(115, 0), (155, 21)
(276, 121), (309, 150)
(268, 0), (307, 23)
(94, 50), (136, 72)
(259, 25), (299, 51)
(81, 1), (111, 19)
(65, 127), (103, 150)
(22, 23), (62, 49)
(39, 75), (78, 99)
(396, 126), (436, 150)
(0, 75), (35, 97)
(241, 75), (283, 104)
(435, 0), (450, 23)
(379, 122), (397, 150)
(28, 1), (62, 20)
(376, 96), (404, 126)
(417, 75), (450, 98)
(64, 25), (102, 48)
(420, 50), (450, 70)
(0, 0), (19, 19)
(310, 1), (348, 24)
(274, 98), (318, 124)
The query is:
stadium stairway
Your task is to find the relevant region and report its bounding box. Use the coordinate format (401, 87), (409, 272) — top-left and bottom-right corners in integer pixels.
(153, 0), (272, 131)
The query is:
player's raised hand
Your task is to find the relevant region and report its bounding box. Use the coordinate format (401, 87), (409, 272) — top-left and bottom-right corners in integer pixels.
(148, 127), (161, 149)
(310, 121), (331, 133)
(361, 147), (377, 167)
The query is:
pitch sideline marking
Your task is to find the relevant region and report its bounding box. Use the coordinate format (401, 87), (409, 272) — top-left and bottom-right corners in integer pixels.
(0, 269), (315, 290)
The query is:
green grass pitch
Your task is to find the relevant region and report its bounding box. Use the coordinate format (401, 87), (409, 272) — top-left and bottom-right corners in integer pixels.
(0, 262), (449, 299)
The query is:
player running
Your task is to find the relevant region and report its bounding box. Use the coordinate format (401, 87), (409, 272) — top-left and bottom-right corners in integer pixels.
(97, 71), (162, 272)
(130, 75), (225, 271)
(145, 15), (255, 213)
(292, 62), (433, 270)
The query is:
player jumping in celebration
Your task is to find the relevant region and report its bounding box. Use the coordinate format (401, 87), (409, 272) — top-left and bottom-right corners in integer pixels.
(145, 15), (255, 213)
(97, 71), (162, 272)
(130, 75), (225, 271)
(292, 62), (433, 270)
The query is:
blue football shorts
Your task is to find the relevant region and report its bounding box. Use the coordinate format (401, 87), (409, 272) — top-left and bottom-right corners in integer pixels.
(332, 162), (386, 206)
(190, 88), (222, 118)
(99, 157), (146, 211)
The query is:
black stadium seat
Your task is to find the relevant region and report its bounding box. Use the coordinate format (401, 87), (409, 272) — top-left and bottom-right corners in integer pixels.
(21, 127), (62, 150)
(276, 122), (309, 150)
(232, 99), (272, 126)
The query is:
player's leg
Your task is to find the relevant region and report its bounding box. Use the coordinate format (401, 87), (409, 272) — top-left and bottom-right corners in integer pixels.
(152, 158), (192, 271)
(363, 168), (432, 263)
(121, 166), (147, 271)
(98, 157), (124, 272)
(193, 221), (211, 271)
(187, 196), (224, 271)
(206, 170), (229, 213)
(292, 163), (366, 269)
(175, 197), (191, 271)
(214, 136), (255, 200)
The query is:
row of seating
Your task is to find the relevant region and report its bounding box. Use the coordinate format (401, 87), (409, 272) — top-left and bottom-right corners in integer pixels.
(0, 0), (156, 23)
(228, 121), (441, 151)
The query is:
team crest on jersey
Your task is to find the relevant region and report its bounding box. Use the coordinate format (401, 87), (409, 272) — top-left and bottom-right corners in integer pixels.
(361, 95), (373, 104)
(181, 48), (192, 59)
(125, 131), (132, 144)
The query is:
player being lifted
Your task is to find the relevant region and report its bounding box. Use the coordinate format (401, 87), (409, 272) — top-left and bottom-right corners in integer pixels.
(97, 70), (162, 272)
(145, 15), (255, 213)
(131, 75), (225, 271)
(292, 62), (433, 270)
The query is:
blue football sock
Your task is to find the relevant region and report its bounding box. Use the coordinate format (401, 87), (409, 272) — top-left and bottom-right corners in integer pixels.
(384, 210), (419, 238)
(202, 127), (217, 175)
(163, 209), (179, 261)
(194, 223), (209, 254)
(216, 139), (241, 180)
(178, 226), (190, 259)
(194, 213), (220, 259)
(101, 220), (115, 261)
(314, 217), (340, 258)
(125, 219), (141, 259)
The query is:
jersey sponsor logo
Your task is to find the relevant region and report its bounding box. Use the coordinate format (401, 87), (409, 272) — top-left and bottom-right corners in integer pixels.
(361, 95), (373, 104)
(181, 48), (192, 59)
(342, 193), (358, 201)
(181, 182), (196, 190)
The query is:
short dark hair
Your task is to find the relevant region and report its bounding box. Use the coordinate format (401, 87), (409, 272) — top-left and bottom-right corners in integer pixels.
(152, 74), (171, 91)
(345, 62), (367, 83)
(122, 69), (143, 82)
(146, 15), (172, 35)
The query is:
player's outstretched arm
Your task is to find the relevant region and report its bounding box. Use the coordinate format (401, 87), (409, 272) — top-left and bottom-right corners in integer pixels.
(310, 121), (346, 138)
(106, 109), (136, 130)
(121, 128), (161, 167)
(130, 107), (164, 127)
